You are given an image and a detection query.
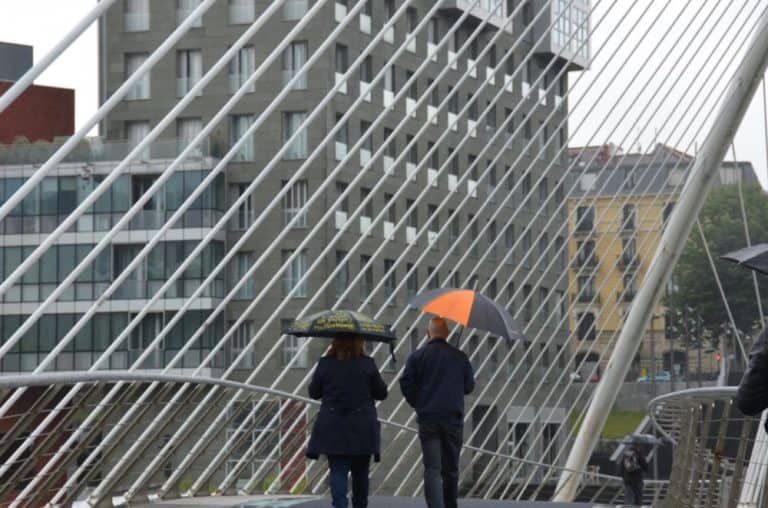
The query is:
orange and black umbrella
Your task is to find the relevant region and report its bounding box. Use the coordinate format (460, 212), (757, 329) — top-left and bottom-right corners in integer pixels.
(408, 288), (523, 341)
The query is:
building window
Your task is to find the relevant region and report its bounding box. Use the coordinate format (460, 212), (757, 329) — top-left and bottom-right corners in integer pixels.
(384, 65), (397, 95)
(384, 259), (396, 300)
(556, 236), (566, 270)
(521, 173), (531, 209)
(523, 284), (532, 323)
(407, 263), (418, 297)
(622, 237), (637, 261)
(663, 202), (675, 222)
(124, 0), (149, 31)
(282, 111), (308, 159)
(335, 250), (349, 298)
(540, 287), (549, 317)
(577, 312), (596, 341)
(576, 206), (595, 231)
(335, 44), (349, 94)
(449, 211), (459, 244)
(281, 180), (308, 227)
(125, 121), (150, 159)
(521, 228), (532, 268)
(125, 53), (150, 100)
(177, 49), (202, 97)
(176, 117), (203, 156)
(384, 0), (396, 32)
(177, 0), (203, 27)
(504, 224), (515, 264)
(281, 41), (308, 90)
(578, 275), (595, 300)
(487, 220), (497, 260)
(486, 101), (496, 130)
(335, 114), (348, 161)
(229, 183), (255, 230)
(468, 215), (479, 258)
(384, 128), (396, 158)
(231, 251), (256, 299)
(282, 331), (309, 367)
(623, 273), (637, 300)
(539, 232), (549, 266)
(406, 7), (418, 42)
(229, 320), (255, 368)
(281, 249), (308, 297)
(622, 203), (636, 230)
(554, 290), (566, 325)
(230, 45), (256, 93)
(538, 178), (548, 215)
(229, 114), (255, 161)
(360, 255), (373, 300)
(283, 0), (309, 20)
(229, 0), (256, 24)
(427, 267), (439, 290)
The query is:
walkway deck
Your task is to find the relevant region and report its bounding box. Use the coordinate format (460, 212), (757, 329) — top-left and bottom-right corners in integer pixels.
(136, 495), (610, 507)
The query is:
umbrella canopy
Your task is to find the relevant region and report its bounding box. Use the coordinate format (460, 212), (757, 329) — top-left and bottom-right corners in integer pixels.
(721, 243), (768, 276)
(621, 432), (662, 446)
(408, 288), (523, 341)
(283, 310), (396, 343)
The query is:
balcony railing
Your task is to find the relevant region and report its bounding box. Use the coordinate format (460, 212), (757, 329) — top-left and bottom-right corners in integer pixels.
(618, 254), (641, 270)
(621, 220), (636, 232)
(0, 137), (213, 165)
(573, 291), (600, 304)
(575, 220), (595, 233)
(618, 290), (636, 302)
(571, 254), (599, 269)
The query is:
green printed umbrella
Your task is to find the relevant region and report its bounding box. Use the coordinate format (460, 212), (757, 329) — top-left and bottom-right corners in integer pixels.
(284, 310), (397, 361)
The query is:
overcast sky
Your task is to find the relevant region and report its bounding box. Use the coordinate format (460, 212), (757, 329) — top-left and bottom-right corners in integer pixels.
(2, 0), (768, 189)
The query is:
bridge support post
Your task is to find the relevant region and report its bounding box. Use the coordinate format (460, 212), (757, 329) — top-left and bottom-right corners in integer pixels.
(555, 7), (768, 501)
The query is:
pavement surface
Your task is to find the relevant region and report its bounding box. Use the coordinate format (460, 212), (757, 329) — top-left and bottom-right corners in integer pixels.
(135, 495), (612, 507)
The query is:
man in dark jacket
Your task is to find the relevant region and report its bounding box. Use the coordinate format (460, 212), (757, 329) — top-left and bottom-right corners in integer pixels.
(618, 446), (648, 507)
(736, 326), (768, 420)
(400, 317), (475, 508)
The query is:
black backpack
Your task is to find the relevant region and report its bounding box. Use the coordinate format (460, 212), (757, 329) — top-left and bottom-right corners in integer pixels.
(623, 451), (640, 473)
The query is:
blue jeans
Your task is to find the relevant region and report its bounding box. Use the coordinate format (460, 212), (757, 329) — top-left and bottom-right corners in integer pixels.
(418, 422), (463, 508)
(328, 455), (370, 508)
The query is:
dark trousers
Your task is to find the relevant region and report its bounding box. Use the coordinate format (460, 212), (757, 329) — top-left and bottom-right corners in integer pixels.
(328, 455), (370, 508)
(418, 422), (463, 508)
(623, 480), (643, 506)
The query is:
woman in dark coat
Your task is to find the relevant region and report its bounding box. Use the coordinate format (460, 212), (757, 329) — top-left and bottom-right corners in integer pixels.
(306, 335), (388, 508)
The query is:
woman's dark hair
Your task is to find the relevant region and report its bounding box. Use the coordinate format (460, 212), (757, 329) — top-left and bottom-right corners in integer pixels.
(327, 334), (365, 360)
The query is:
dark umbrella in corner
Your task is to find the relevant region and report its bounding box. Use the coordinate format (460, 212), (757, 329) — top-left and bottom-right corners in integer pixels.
(408, 287), (524, 341)
(283, 309), (397, 363)
(721, 243), (768, 275)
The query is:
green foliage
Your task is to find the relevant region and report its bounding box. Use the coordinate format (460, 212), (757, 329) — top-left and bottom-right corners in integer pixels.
(570, 410), (645, 439)
(667, 183), (768, 338)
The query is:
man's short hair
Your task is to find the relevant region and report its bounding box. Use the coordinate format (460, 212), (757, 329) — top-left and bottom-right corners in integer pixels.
(428, 317), (450, 340)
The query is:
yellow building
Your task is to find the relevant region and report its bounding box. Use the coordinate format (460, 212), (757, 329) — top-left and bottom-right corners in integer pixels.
(566, 144), (755, 382)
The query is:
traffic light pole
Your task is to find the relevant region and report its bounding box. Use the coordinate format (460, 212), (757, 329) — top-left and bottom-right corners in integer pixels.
(555, 7), (768, 500)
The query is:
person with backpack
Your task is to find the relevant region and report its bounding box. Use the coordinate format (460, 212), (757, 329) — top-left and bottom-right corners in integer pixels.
(618, 446), (648, 506)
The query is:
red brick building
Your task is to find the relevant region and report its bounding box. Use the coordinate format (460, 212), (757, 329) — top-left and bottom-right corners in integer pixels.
(0, 81), (75, 144)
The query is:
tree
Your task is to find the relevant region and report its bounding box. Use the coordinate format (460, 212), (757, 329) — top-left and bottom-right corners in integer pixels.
(666, 183), (768, 338)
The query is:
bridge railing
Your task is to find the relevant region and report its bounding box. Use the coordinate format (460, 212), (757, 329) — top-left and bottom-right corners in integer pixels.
(649, 387), (767, 508)
(0, 372), (664, 506)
